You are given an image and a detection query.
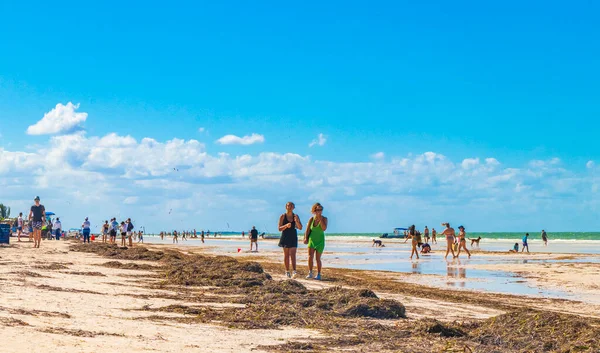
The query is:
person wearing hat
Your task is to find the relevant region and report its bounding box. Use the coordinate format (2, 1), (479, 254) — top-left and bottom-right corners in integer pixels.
(456, 225), (471, 258)
(82, 217), (91, 243)
(28, 196), (46, 248)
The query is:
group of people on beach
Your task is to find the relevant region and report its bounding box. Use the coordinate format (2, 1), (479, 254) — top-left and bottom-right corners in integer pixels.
(97, 218), (140, 246)
(377, 224), (551, 259)
(399, 223), (472, 260)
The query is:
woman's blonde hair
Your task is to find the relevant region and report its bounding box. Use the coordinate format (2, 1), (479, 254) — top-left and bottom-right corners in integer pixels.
(311, 202), (323, 213)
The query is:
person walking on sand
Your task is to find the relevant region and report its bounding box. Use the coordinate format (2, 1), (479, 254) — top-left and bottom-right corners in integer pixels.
(304, 203), (327, 280)
(424, 226), (430, 243)
(278, 202), (303, 279)
(138, 231), (144, 243)
(53, 217), (62, 240)
(81, 217), (91, 243)
(120, 221), (127, 246)
(431, 227), (437, 244)
(28, 196), (46, 248)
(522, 233), (530, 253)
(455, 226), (471, 258)
(201, 230), (204, 243)
(173, 230), (178, 243)
(440, 223), (457, 259)
(541, 230), (548, 246)
(408, 225), (421, 260)
(250, 226), (259, 251)
(17, 212), (24, 242)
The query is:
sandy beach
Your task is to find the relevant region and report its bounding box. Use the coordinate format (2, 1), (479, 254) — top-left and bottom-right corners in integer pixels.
(1, 238), (599, 352)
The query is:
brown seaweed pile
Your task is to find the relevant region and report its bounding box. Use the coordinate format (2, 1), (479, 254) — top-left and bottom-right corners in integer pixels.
(70, 243), (600, 353)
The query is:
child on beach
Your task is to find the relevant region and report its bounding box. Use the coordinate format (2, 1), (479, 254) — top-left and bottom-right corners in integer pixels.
(509, 243), (519, 253)
(372, 239), (385, 247)
(304, 203), (327, 280)
(278, 202), (303, 279)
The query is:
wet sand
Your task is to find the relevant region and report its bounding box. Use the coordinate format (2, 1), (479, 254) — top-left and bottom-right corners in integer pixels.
(0, 241), (318, 353)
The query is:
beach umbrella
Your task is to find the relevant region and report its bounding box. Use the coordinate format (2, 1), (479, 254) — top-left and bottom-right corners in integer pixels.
(46, 212), (56, 216)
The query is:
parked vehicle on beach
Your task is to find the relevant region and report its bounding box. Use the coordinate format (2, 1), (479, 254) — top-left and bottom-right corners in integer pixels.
(380, 227), (408, 239)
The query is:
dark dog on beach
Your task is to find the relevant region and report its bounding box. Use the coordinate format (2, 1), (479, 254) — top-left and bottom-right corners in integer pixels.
(469, 237), (482, 247)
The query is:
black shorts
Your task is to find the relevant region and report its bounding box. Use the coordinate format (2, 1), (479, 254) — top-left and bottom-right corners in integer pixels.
(251, 237), (258, 242)
(110, 230), (117, 237)
(121, 232), (127, 237)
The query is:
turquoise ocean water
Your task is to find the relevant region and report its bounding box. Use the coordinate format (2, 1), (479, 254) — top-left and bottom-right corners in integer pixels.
(205, 232), (600, 241)
(323, 232), (600, 241)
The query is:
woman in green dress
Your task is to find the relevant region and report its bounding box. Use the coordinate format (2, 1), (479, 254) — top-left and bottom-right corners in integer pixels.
(304, 203), (328, 280)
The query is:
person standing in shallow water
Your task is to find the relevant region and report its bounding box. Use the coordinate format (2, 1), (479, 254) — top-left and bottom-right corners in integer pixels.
(278, 202), (303, 279)
(408, 225), (420, 260)
(455, 225), (471, 258)
(541, 230), (548, 246)
(440, 223), (457, 259)
(304, 203), (328, 280)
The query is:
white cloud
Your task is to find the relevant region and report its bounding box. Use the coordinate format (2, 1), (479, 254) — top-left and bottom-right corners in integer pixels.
(2, 128), (599, 232)
(587, 161), (595, 169)
(461, 158), (480, 169)
(198, 127), (205, 133)
(371, 152), (385, 160)
(309, 133), (327, 147)
(216, 133), (264, 145)
(27, 102), (88, 135)
(123, 196), (139, 204)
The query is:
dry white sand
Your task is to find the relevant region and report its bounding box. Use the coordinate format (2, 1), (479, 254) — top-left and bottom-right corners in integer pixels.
(0, 241), (320, 353)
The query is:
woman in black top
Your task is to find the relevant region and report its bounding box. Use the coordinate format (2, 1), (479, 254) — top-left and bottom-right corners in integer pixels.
(278, 202), (303, 278)
(28, 196), (46, 249)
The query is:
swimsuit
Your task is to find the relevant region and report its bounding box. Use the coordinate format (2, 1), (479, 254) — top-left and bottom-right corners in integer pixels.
(307, 218), (325, 254)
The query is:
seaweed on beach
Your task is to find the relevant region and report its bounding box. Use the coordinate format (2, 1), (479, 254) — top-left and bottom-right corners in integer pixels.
(0, 306), (71, 319)
(70, 243), (184, 262)
(470, 310), (600, 352)
(32, 263), (69, 270)
(12, 271), (49, 278)
(100, 261), (159, 271)
(63, 271), (106, 277)
(161, 255), (271, 288)
(68, 243), (600, 353)
(41, 327), (124, 338)
(0, 317), (30, 327)
(147, 281), (405, 330)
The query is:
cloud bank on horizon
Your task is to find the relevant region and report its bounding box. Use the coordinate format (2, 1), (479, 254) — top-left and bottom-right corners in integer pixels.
(2, 103), (599, 232)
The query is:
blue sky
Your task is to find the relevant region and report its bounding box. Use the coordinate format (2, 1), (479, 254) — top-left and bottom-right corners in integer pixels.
(1, 1), (599, 232)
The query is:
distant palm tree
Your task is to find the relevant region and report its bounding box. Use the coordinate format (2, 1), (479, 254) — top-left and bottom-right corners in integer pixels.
(0, 204), (10, 220)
